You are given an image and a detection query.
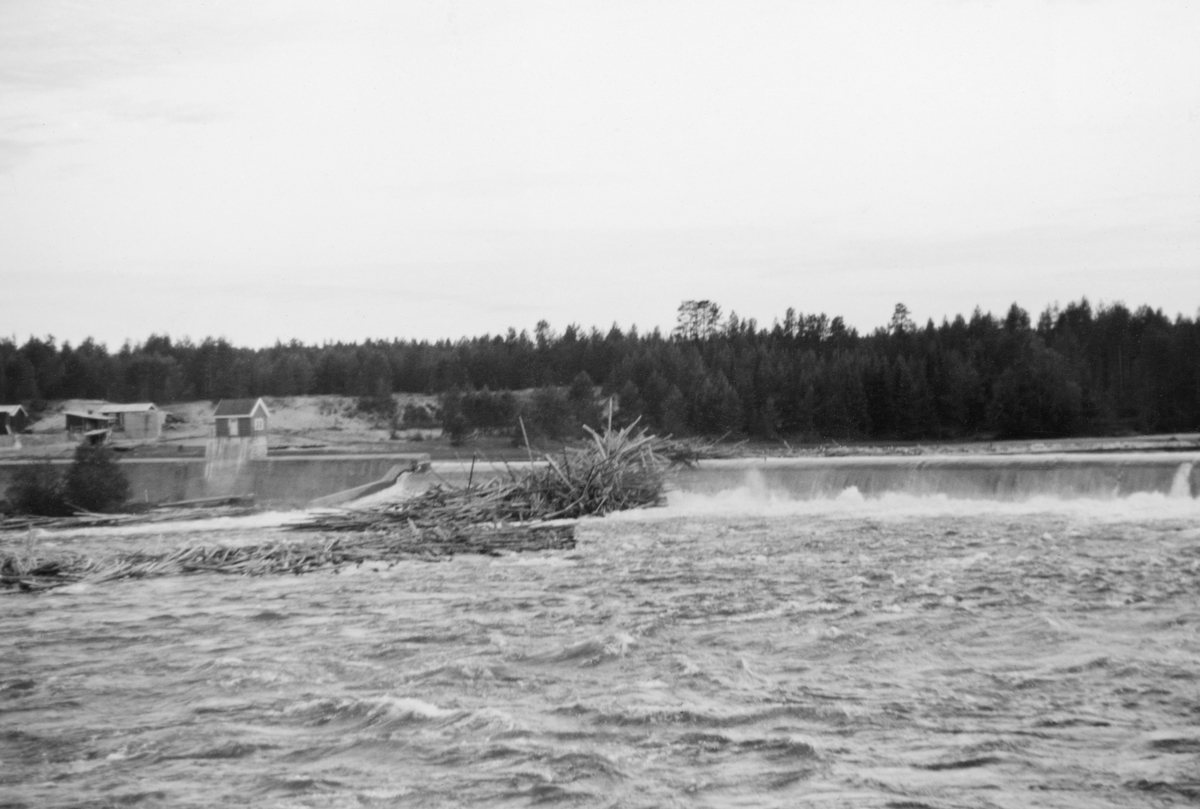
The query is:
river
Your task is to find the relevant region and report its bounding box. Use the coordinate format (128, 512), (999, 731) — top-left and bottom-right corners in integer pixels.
(3, 466), (1199, 807)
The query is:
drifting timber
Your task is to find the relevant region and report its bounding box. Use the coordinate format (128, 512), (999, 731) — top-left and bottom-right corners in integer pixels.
(1, 522), (577, 593)
(1, 422), (667, 593)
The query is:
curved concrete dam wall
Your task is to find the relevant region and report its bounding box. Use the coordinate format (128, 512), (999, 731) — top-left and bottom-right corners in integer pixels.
(0, 455), (429, 507)
(428, 453), (1200, 501)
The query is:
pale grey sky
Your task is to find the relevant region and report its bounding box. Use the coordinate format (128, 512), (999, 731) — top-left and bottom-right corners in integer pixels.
(1, 0), (1197, 346)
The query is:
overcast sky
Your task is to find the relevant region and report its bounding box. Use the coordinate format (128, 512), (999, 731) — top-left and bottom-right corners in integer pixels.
(1, 1), (1197, 347)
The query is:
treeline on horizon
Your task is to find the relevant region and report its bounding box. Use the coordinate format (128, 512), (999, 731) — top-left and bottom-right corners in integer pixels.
(2, 298), (1198, 441)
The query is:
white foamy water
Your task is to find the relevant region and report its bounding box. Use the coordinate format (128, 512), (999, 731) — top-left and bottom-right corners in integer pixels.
(3, 459), (1200, 807)
(646, 455), (1200, 523)
(638, 478), (1200, 523)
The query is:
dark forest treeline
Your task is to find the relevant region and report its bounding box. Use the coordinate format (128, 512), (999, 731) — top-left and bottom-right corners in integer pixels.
(2, 298), (1198, 440)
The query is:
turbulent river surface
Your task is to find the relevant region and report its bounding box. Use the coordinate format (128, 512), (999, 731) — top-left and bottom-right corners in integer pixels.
(4, 472), (1200, 807)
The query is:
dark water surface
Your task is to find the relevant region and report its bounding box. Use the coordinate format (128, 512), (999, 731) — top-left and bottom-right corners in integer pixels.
(3, 495), (1200, 807)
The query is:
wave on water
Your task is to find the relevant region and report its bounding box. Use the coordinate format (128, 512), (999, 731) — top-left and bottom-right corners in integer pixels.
(281, 696), (456, 729)
(522, 633), (637, 666)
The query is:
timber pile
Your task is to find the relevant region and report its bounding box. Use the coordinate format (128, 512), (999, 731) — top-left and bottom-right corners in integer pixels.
(1, 525), (576, 592)
(0, 502), (258, 533)
(1, 550), (95, 593)
(291, 421), (668, 534)
(2, 423), (667, 593)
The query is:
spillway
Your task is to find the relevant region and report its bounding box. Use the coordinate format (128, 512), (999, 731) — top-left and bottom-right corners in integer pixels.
(426, 452), (1199, 503)
(669, 452), (1199, 500)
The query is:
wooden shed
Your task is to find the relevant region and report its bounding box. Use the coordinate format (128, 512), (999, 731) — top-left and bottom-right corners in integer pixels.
(213, 398), (270, 438)
(65, 410), (114, 436)
(99, 402), (163, 439)
(0, 405), (30, 435)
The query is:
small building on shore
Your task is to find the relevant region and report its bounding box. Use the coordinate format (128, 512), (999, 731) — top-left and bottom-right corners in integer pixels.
(213, 398), (270, 438)
(64, 410), (114, 442)
(0, 405), (30, 435)
(99, 402), (163, 439)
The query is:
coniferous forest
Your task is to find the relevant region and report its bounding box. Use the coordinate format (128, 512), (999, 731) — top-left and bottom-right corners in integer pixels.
(2, 298), (1198, 441)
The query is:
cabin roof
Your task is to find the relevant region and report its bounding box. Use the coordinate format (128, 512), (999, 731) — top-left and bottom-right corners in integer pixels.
(63, 410), (114, 421)
(213, 397), (270, 418)
(0, 405), (27, 416)
(98, 402), (157, 413)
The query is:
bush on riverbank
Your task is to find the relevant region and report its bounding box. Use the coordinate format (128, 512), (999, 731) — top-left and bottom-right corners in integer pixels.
(64, 444), (130, 513)
(5, 462), (72, 517)
(3, 444), (129, 516)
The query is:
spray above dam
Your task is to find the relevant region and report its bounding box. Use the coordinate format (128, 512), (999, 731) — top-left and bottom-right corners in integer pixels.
(426, 452), (1199, 504)
(669, 453), (1199, 501)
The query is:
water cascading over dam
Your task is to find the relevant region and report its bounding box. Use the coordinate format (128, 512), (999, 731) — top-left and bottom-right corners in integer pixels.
(202, 436), (264, 497)
(426, 452), (1199, 505)
(668, 453), (1198, 501)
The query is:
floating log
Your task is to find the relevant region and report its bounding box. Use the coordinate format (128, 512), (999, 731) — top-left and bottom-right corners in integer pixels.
(155, 494), (257, 509)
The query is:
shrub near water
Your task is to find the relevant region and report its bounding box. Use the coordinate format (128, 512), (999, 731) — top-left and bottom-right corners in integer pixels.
(63, 444), (130, 513)
(5, 462), (72, 517)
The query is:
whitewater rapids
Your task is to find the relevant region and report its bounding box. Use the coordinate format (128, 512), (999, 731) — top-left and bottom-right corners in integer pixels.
(2, 466), (1199, 807)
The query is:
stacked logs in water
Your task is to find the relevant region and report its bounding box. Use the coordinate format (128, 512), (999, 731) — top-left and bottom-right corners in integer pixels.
(1, 524), (579, 593)
(290, 421), (667, 535)
(0, 502), (259, 533)
(2, 422), (667, 592)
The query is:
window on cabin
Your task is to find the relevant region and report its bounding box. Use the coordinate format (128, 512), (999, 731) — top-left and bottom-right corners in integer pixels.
(254, 418), (265, 431)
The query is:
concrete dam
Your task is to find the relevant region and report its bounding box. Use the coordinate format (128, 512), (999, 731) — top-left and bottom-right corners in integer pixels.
(0, 451), (431, 507)
(0, 451), (1196, 508)
(430, 452), (1200, 501)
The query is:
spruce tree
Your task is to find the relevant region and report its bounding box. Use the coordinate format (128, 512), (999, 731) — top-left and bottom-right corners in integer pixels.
(63, 443), (130, 513)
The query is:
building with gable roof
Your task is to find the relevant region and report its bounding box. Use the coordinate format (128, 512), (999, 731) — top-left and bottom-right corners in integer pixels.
(98, 402), (163, 439)
(213, 398), (270, 438)
(0, 405), (30, 435)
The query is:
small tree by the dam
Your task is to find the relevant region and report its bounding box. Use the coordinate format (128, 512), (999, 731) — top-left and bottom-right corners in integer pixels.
(5, 444), (131, 516)
(64, 444), (130, 513)
(5, 462), (73, 517)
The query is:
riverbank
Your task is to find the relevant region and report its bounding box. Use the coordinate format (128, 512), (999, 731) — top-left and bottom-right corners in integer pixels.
(2, 395), (1198, 510)
(4, 395), (1198, 463)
